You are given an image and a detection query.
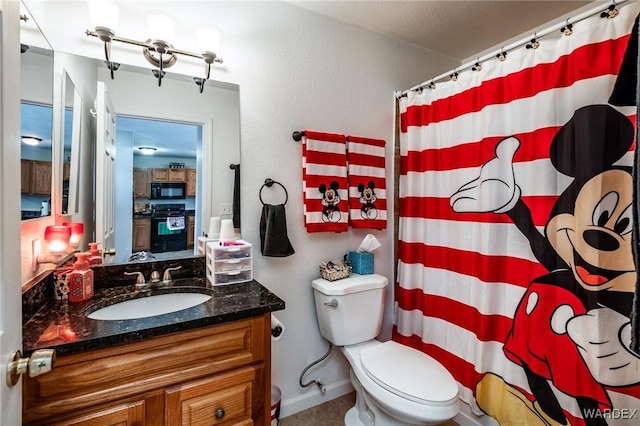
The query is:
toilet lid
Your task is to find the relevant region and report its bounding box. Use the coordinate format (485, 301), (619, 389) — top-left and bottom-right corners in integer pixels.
(360, 341), (458, 405)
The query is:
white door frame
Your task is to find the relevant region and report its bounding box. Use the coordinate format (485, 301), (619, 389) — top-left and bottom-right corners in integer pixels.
(1, 0), (25, 423)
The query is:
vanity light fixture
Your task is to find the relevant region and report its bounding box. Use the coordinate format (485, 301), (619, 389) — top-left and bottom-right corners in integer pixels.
(138, 146), (157, 155)
(21, 136), (42, 146)
(85, 0), (223, 92)
(32, 225), (72, 271)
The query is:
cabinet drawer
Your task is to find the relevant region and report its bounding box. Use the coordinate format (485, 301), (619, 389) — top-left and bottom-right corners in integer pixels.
(49, 400), (145, 426)
(210, 245), (252, 261)
(211, 269), (253, 286)
(166, 366), (256, 426)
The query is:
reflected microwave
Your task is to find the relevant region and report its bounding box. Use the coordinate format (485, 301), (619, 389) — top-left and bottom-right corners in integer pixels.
(150, 182), (186, 200)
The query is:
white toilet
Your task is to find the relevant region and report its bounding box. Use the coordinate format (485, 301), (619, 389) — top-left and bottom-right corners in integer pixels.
(312, 274), (459, 425)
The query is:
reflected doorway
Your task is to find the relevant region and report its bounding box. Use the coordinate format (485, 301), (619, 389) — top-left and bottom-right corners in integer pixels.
(114, 116), (202, 263)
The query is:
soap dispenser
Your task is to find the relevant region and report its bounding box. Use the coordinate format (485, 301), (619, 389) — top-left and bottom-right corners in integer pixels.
(68, 252), (94, 302)
(87, 242), (103, 265)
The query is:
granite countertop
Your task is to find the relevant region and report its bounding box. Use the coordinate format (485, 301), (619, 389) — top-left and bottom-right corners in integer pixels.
(23, 279), (285, 357)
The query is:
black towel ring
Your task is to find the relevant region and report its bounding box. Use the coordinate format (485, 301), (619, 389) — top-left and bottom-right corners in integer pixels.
(259, 178), (289, 205)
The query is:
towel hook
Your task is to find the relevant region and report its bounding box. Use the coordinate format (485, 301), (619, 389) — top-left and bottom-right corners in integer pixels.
(259, 178), (289, 205)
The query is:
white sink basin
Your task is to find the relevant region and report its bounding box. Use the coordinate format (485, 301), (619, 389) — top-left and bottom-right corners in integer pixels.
(86, 293), (212, 321)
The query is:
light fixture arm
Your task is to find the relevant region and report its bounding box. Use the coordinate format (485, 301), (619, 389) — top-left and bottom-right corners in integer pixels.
(86, 28), (223, 92)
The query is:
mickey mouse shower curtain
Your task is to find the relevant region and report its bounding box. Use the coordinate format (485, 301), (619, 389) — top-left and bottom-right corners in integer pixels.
(394, 3), (640, 425)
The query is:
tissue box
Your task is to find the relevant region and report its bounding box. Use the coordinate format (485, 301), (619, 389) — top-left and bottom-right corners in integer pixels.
(349, 251), (374, 275)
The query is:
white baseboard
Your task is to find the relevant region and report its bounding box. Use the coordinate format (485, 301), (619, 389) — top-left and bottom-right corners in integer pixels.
(280, 379), (354, 419)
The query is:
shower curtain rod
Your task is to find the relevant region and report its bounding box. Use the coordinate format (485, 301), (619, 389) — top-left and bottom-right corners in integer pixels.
(398, 0), (630, 98)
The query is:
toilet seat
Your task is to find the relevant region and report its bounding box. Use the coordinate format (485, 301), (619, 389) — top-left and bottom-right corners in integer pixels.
(360, 341), (458, 406)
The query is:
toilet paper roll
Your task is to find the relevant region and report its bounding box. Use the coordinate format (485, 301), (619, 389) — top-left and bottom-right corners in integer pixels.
(208, 216), (221, 238)
(219, 219), (235, 242)
(271, 314), (285, 341)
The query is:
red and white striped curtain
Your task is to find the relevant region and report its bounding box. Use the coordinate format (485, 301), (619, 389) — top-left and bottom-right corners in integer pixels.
(395, 4), (640, 425)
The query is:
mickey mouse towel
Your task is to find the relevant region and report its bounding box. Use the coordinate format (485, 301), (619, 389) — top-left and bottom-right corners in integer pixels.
(302, 131), (349, 232)
(347, 136), (387, 229)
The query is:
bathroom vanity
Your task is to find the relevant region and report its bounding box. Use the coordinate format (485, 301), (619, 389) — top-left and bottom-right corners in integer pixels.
(21, 267), (285, 426)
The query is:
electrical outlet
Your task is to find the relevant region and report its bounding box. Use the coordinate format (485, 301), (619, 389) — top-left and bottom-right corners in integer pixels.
(220, 203), (233, 215)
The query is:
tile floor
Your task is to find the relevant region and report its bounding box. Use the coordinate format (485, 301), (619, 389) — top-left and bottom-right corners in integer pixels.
(278, 392), (458, 426)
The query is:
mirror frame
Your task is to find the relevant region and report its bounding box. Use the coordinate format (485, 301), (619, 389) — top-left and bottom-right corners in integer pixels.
(59, 68), (82, 217)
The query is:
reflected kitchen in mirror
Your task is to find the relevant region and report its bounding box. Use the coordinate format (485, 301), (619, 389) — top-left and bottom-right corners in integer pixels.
(20, 5), (54, 220)
(67, 55), (240, 265)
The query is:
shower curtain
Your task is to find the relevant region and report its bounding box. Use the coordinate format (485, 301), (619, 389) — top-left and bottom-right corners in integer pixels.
(394, 4), (640, 426)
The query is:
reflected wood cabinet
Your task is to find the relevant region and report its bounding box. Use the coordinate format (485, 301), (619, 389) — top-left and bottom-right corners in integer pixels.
(151, 168), (186, 183)
(23, 315), (272, 426)
(187, 216), (195, 248)
(133, 168), (151, 198)
(186, 168), (197, 197)
(132, 217), (151, 251)
(21, 159), (52, 195)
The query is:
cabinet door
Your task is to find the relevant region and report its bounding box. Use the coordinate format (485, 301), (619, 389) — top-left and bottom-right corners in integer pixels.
(133, 168), (151, 198)
(169, 168), (186, 182)
(31, 160), (52, 195)
(187, 216), (195, 248)
(186, 169), (197, 196)
(49, 400), (145, 426)
(132, 218), (151, 251)
(165, 366), (256, 426)
(21, 159), (32, 193)
(152, 168), (169, 182)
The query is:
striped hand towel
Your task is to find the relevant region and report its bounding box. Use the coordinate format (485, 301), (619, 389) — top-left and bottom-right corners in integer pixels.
(302, 131), (349, 232)
(347, 136), (387, 229)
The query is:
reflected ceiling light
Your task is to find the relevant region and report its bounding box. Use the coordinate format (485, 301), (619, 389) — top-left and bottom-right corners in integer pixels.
(22, 136), (42, 146)
(138, 146), (157, 155)
(85, 0), (223, 91)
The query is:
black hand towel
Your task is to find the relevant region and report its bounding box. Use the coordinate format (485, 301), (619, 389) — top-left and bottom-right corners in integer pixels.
(260, 204), (295, 257)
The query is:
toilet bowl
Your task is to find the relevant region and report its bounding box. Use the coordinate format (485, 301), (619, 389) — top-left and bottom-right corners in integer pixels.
(342, 340), (459, 425)
(312, 274), (460, 425)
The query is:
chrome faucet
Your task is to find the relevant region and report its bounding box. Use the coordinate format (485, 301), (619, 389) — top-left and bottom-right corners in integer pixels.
(162, 266), (182, 285)
(124, 271), (149, 291)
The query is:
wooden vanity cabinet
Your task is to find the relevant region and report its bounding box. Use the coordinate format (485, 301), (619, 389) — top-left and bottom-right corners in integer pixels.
(23, 315), (272, 426)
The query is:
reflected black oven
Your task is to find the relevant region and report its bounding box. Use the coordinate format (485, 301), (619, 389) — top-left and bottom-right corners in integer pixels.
(150, 182), (186, 200)
(150, 204), (187, 253)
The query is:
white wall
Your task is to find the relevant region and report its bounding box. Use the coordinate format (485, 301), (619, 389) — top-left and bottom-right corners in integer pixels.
(211, 2), (458, 415)
(20, 0), (460, 416)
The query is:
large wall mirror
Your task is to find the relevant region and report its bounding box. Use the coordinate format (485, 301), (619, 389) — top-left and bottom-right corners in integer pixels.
(20, 4), (53, 220)
(89, 57), (240, 264)
(20, 1), (241, 276)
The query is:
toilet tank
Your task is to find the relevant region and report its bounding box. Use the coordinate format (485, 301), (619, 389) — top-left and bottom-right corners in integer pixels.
(312, 274), (388, 346)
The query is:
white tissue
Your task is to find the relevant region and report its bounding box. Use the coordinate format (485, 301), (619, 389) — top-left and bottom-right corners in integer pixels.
(219, 219), (235, 242)
(271, 314), (285, 341)
(208, 216), (221, 239)
(356, 234), (381, 253)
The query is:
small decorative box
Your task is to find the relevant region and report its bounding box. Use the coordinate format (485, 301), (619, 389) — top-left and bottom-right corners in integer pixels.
(53, 265), (74, 300)
(348, 251), (374, 275)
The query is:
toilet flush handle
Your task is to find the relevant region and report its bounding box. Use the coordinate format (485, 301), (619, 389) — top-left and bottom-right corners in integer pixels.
(324, 299), (338, 307)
